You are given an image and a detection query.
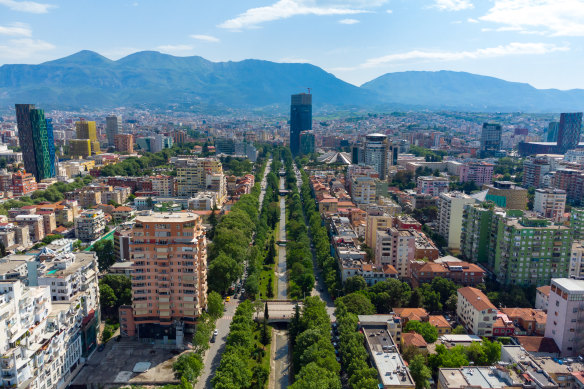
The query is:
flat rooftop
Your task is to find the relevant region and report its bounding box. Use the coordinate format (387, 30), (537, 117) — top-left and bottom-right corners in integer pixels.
(135, 212), (199, 223)
(363, 328), (414, 387)
(552, 278), (584, 293)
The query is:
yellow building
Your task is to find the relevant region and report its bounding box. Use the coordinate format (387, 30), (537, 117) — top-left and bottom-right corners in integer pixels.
(75, 120), (101, 155)
(69, 139), (92, 158)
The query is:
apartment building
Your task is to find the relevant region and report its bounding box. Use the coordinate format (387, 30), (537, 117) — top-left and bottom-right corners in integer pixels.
(123, 212), (207, 343)
(544, 278), (584, 357)
(459, 162), (494, 185)
(11, 170), (37, 197)
(74, 210), (106, 241)
(533, 188), (566, 222)
(365, 213), (393, 248)
(523, 156), (553, 189)
(457, 286), (497, 336)
(572, 208), (584, 240)
(437, 192), (475, 250)
(14, 214), (45, 242)
(176, 157), (226, 204)
(351, 176), (376, 205)
(151, 175), (175, 197)
(0, 250), (99, 389)
(375, 228), (415, 278)
(409, 259), (485, 287)
(462, 206), (572, 286)
(114, 133), (134, 154)
(570, 241), (584, 278)
(416, 176), (449, 196)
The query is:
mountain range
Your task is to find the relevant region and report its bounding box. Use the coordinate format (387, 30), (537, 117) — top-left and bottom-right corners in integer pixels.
(0, 50), (582, 113)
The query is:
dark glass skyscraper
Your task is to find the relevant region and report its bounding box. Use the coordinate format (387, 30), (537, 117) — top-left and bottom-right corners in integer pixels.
(290, 93), (312, 155)
(480, 123), (502, 157)
(15, 104), (55, 181)
(558, 112), (583, 153)
(46, 118), (56, 178)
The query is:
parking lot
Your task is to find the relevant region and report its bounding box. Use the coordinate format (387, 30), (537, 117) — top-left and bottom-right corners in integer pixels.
(72, 338), (183, 387)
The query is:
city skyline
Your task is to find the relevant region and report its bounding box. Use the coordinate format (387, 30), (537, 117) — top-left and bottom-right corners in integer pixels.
(0, 1), (583, 89)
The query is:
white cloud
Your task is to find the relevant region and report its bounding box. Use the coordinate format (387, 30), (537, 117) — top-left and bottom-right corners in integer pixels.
(0, 22), (31, 36)
(467, 18), (479, 23)
(433, 0), (473, 11)
(480, 0), (584, 36)
(338, 42), (568, 70)
(0, 0), (55, 13)
(156, 44), (194, 54)
(190, 34), (220, 43)
(218, 0), (379, 30)
(0, 38), (54, 60)
(339, 18), (360, 24)
(386, 9), (392, 13)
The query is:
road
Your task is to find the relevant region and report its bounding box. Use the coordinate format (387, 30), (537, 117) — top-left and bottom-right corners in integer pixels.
(196, 158), (271, 389)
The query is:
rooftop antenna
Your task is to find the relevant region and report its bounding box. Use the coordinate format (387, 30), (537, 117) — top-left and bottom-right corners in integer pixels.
(307, 87), (311, 94)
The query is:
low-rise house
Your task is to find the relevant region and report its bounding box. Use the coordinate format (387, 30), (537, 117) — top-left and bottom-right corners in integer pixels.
(500, 307), (547, 336)
(429, 315), (452, 335)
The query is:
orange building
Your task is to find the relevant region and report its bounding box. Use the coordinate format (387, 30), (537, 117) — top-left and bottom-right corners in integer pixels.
(11, 170), (37, 197)
(122, 212), (207, 343)
(114, 133), (134, 153)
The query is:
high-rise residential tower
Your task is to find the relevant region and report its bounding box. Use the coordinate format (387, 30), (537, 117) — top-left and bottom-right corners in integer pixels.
(364, 133), (388, 180)
(121, 212), (207, 343)
(106, 115), (122, 147)
(15, 104), (55, 181)
(290, 93), (312, 155)
(557, 112), (583, 153)
(480, 123), (502, 157)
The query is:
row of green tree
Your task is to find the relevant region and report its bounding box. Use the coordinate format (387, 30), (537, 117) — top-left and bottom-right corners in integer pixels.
(298, 166), (342, 298)
(247, 156), (280, 299)
(289, 297), (341, 388)
(338, 276), (460, 314)
(283, 152), (315, 299)
(220, 156), (254, 176)
(207, 181), (261, 293)
(167, 291), (224, 389)
(211, 300), (270, 388)
(243, 156), (275, 299)
(335, 301), (380, 388)
(98, 144), (197, 177)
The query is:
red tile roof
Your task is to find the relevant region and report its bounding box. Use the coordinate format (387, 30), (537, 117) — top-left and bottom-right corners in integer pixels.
(458, 287), (496, 311)
(402, 332), (428, 348)
(515, 336), (560, 354)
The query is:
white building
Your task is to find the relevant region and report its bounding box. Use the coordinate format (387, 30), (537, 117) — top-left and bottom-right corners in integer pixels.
(456, 286), (496, 336)
(351, 176), (376, 205)
(364, 133), (388, 180)
(75, 210), (106, 241)
(544, 278), (584, 356)
(416, 176), (449, 196)
(534, 188), (566, 222)
(437, 192), (475, 250)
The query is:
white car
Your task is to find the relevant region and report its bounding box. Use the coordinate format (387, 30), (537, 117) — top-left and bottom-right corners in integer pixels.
(213, 329), (218, 336)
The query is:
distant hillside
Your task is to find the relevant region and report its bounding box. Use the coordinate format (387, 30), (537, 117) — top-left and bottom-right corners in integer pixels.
(1, 52), (584, 112)
(361, 70), (584, 112)
(0, 50), (376, 110)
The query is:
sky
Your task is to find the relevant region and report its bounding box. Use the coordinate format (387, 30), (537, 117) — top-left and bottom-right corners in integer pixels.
(0, 0), (583, 89)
